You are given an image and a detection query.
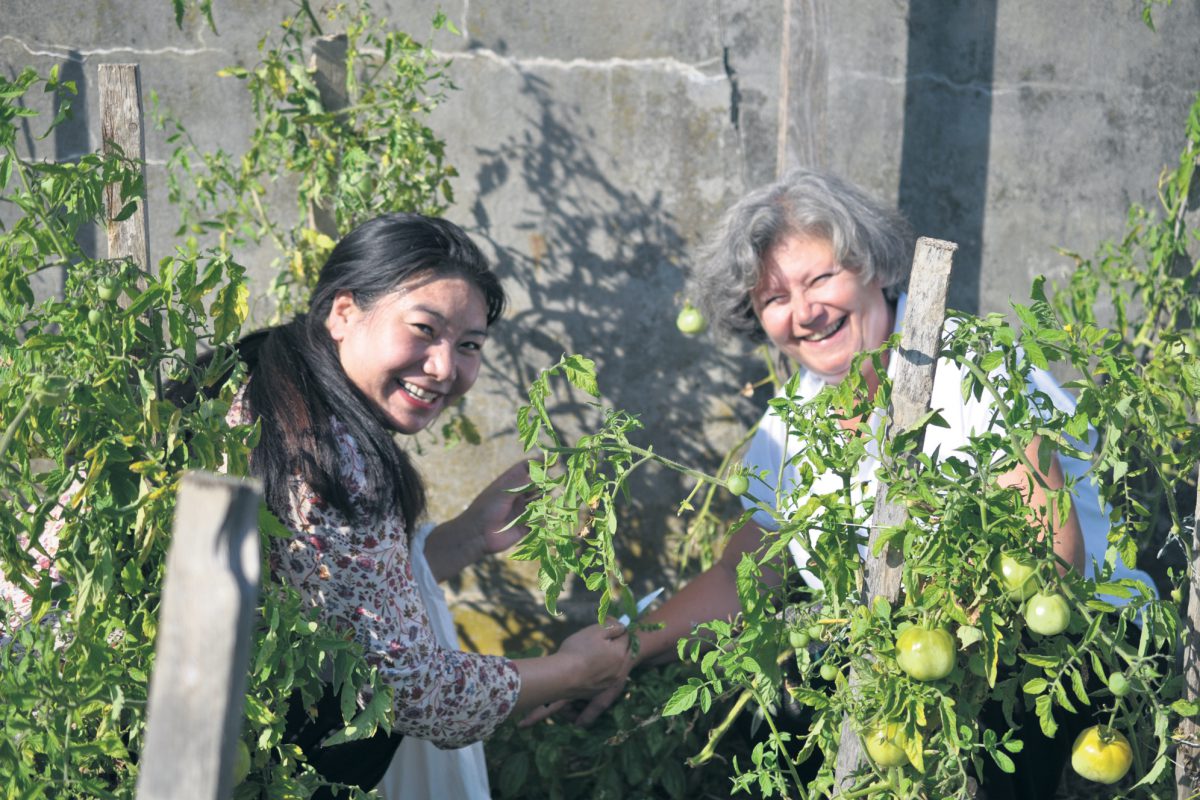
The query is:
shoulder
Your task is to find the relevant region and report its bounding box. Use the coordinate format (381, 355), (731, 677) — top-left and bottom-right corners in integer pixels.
(226, 383), (252, 427)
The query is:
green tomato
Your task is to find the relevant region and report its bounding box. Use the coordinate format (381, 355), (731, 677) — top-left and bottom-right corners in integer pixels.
(807, 624), (824, 640)
(232, 739), (251, 785)
(819, 662), (839, 682)
(726, 473), (749, 496)
(993, 552), (1038, 600)
(97, 278), (120, 302)
(87, 309), (103, 326)
(863, 723), (909, 768)
(1071, 725), (1132, 785)
(895, 626), (955, 682)
(1024, 591), (1071, 636)
(1108, 672), (1130, 698)
(789, 630), (811, 650)
(675, 304), (707, 335)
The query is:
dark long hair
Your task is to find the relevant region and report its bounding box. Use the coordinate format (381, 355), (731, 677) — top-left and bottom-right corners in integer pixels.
(244, 213), (505, 528)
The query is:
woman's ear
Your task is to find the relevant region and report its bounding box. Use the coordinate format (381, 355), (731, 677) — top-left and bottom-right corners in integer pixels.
(325, 290), (359, 343)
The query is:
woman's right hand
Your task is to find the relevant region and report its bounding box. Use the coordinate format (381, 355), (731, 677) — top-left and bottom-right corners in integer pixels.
(511, 620), (629, 716)
(556, 621), (632, 696)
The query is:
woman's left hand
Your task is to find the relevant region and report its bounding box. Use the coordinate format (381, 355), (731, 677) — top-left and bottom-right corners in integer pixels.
(424, 461), (535, 582)
(469, 460), (535, 556)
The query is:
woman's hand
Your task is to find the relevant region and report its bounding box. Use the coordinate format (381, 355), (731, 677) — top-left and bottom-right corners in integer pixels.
(470, 461), (535, 557)
(423, 460), (534, 582)
(555, 621), (634, 696)
(999, 437), (1085, 575)
(511, 621), (630, 716)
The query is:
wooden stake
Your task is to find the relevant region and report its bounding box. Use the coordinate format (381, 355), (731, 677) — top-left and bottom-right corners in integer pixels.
(308, 33), (348, 238)
(99, 64), (149, 279)
(831, 237), (956, 789)
(136, 473), (262, 800)
(1175, 463), (1200, 799)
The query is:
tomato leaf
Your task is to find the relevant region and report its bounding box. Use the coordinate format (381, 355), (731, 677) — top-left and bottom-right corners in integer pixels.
(662, 681), (701, 717)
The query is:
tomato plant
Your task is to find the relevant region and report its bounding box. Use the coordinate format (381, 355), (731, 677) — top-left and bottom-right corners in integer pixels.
(503, 26), (1198, 799)
(1071, 725), (1133, 785)
(157, 3), (460, 322)
(1, 5), (466, 797)
(512, 83), (1199, 794)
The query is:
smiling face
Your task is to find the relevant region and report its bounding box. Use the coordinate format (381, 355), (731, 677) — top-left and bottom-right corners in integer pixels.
(751, 235), (895, 389)
(326, 274), (489, 435)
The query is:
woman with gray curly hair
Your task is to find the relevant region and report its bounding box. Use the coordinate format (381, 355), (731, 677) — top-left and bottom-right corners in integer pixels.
(548, 168), (1091, 799)
(690, 167), (914, 345)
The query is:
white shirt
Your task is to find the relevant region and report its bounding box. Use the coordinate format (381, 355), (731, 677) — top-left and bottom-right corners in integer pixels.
(741, 295), (1155, 602)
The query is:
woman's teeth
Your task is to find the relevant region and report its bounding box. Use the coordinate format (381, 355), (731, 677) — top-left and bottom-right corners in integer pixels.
(802, 317), (845, 342)
(400, 381), (439, 402)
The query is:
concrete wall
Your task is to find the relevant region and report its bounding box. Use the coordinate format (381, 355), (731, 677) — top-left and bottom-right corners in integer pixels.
(4, 0), (1198, 646)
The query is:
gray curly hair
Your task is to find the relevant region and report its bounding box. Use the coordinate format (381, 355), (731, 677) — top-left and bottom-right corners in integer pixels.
(690, 168), (914, 341)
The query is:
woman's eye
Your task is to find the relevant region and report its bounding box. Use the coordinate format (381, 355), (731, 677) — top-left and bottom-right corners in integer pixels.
(459, 340), (483, 353)
(411, 322), (435, 337)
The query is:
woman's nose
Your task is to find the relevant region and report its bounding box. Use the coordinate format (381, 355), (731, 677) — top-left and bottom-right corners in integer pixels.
(424, 341), (456, 382)
(790, 293), (818, 330)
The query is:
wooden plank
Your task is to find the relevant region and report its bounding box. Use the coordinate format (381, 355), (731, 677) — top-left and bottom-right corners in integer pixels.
(832, 237), (956, 788)
(99, 64), (149, 279)
(136, 472), (262, 800)
(307, 34), (348, 238)
(1175, 463), (1200, 799)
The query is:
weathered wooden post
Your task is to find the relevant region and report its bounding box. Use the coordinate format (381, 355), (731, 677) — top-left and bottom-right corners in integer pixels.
(308, 33), (349, 239)
(831, 237), (956, 789)
(136, 472), (262, 800)
(1175, 463), (1200, 799)
(98, 63), (149, 278)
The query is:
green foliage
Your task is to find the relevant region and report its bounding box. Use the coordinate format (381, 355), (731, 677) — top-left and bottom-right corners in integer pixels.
(157, 0), (458, 320)
(1, 3), (463, 794)
(486, 663), (740, 800)
(512, 97), (1200, 798)
(170, 0), (216, 33)
(1050, 91), (1200, 571)
(0, 66), (253, 795)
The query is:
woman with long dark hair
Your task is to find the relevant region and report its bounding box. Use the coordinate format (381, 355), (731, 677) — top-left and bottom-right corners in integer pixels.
(227, 213), (629, 796)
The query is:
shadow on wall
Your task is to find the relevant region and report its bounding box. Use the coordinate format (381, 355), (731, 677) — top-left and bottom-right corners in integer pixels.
(898, 0), (996, 316)
(449, 71), (765, 652)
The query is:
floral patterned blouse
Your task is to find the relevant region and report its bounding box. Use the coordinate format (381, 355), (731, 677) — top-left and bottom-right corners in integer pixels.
(228, 389), (521, 749)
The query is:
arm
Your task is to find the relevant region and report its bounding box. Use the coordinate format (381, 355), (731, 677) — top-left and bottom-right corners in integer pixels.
(277, 473), (526, 748)
(998, 436), (1085, 575)
(423, 461), (532, 583)
(558, 520), (776, 726)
